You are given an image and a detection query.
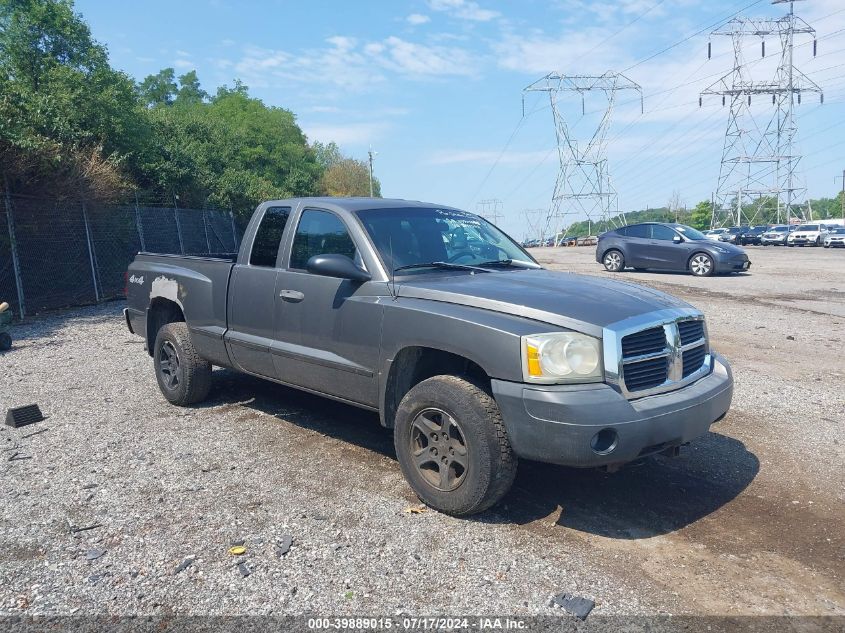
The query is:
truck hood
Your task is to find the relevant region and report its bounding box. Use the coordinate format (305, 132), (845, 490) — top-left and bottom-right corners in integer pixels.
(397, 269), (694, 337)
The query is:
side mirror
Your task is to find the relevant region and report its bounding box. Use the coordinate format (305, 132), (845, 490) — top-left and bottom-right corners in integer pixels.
(306, 254), (371, 282)
(672, 235), (683, 244)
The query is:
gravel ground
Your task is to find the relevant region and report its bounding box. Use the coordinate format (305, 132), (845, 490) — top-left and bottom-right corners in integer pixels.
(0, 245), (843, 618)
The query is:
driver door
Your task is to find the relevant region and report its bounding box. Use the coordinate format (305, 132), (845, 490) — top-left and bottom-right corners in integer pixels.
(271, 208), (383, 406)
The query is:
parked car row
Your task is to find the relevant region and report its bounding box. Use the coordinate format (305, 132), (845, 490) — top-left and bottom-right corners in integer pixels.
(703, 223), (845, 247)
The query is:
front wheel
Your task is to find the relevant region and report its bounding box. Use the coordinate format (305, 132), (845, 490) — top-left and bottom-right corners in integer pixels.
(154, 322), (212, 406)
(602, 249), (625, 272)
(689, 253), (715, 277)
(394, 375), (517, 516)
(0, 332), (11, 351)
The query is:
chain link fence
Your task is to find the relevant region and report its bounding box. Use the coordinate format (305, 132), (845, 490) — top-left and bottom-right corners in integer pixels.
(0, 193), (241, 319)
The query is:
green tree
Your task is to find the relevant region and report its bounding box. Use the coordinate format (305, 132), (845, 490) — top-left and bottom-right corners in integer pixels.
(320, 158), (380, 197)
(689, 200), (713, 230)
(176, 70), (207, 105)
(0, 0), (144, 198)
(138, 67), (177, 107)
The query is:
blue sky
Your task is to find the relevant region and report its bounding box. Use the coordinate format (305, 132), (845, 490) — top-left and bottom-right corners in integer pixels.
(76, 0), (845, 238)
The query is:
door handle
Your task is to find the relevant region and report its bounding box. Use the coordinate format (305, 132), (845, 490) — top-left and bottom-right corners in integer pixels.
(279, 289), (305, 302)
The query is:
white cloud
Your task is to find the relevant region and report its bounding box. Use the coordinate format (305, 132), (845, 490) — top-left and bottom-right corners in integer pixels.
(229, 34), (477, 92)
(407, 13), (431, 25)
(173, 59), (194, 69)
(427, 0), (500, 22)
(175, 49), (192, 57)
(302, 122), (389, 145)
(376, 36), (477, 76)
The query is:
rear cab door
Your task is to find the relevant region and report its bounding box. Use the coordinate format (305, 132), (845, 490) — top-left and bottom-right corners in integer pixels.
(225, 204), (292, 377)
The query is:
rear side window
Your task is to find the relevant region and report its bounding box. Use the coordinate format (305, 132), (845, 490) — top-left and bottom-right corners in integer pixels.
(250, 206), (290, 267)
(626, 224), (649, 238)
(615, 227), (628, 236)
(290, 209), (357, 270)
(650, 225), (677, 241)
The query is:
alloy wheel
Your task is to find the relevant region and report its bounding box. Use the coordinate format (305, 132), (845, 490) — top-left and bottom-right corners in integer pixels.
(409, 408), (468, 491)
(690, 254), (712, 276)
(604, 252), (622, 272)
(158, 340), (181, 390)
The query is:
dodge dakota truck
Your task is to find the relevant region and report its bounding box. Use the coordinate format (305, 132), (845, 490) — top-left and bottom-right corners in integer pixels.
(125, 198), (734, 516)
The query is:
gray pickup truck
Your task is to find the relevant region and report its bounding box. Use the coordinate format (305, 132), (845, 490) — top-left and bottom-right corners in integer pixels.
(125, 198), (734, 516)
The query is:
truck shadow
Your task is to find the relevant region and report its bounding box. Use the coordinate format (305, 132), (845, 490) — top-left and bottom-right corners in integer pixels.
(204, 368), (759, 540)
(494, 432), (759, 538)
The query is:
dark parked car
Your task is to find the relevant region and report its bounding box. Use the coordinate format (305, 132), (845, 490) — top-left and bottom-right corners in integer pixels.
(718, 226), (749, 244)
(596, 222), (751, 277)
(737, 225), (770, 245)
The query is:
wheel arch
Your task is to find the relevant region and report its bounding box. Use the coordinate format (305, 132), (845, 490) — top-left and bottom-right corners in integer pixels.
(146, 298), (185, 356)
(381, 346), (491, 429)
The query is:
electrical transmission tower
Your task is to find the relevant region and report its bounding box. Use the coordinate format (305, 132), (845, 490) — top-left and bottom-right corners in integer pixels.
(701, 0), (822, 228)
(524, 72), (642, 246)
(476, 199), (504, 225)
(522, 208), (548, 244)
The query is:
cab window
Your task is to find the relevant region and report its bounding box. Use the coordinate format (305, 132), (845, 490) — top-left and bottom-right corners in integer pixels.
(249, 206), (290, 267)
(290, 209), (358, 270)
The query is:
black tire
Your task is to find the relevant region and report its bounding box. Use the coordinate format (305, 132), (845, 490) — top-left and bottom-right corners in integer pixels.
(602, 249), (625, 272)
(394, 375), (517, 516)
(689, 252), (715, 277)
(0, 332), (11, 351)
(153, 322), (212, 406)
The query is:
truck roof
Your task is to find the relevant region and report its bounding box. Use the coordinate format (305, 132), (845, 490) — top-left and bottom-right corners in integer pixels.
(261, 197), (462, 213)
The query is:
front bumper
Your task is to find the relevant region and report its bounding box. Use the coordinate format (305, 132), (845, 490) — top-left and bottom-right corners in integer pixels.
(714, 254), (750, 272)
(492, 353), (733, 467)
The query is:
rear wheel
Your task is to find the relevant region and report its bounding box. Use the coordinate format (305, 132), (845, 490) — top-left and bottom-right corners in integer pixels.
(394, 375), (517, 516)
(689, 253), (715, 277)
(154, 322), (212, 406)
(602, 249), (624, 272)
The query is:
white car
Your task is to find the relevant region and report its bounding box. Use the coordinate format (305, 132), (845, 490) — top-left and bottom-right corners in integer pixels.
(824, 227), (845, 248)
(787, 223), (828, 247)
(703, 228), (727, 241)
(761, 225), (792, 246)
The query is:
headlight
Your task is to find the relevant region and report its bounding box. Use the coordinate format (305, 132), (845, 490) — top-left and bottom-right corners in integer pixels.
(712, 246), (728, 253)
(521, 332), (603, 384)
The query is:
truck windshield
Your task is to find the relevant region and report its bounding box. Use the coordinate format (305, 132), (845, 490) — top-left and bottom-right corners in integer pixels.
(355, 207), (539, 273)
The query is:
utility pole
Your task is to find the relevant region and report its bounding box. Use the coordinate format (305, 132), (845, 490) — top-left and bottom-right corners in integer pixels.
(368, 146), (377, 197)
(701, 0), (822, 228)
(836, 170), (845, 223)
(524, 72), (642, 245)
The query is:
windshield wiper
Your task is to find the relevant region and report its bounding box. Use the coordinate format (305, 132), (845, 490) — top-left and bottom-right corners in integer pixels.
(476, 259), (541, 269)
(393, 261), (491, 274)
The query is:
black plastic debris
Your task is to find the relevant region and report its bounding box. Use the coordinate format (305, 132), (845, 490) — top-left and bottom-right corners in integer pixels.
(86, 548), (107, 561)
(7, 452), (31, 462)
(174, 557), (195, 575)
(276, 534), (293, 557)
(237, 562), (251, 578)
(551, 593), (595, 620)
(6, 404), (45, 429)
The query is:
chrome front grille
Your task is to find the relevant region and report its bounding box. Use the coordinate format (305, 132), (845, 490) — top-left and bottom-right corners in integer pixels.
(604, 309), (711, 399)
